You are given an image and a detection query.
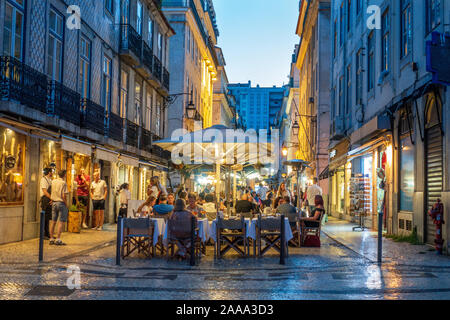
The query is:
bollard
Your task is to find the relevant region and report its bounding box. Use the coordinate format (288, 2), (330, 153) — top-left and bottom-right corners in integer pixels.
(39, 211), (45, 262)
(116, 216), (122, 266)
(377, 210), (383, 264)
(280, 215), (285, 265)
(190, 216), (196, 266)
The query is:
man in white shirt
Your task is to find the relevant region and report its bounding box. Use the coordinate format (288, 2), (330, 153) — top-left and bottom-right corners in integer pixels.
(306, 178), (323, 213)
(90, 171), (108, 231)
(50, 170), (69, 246)
(40, 168), (53, 239)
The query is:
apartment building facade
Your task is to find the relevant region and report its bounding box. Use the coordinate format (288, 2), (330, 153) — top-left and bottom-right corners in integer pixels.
(228, 81), (285, 133)
(162, 0), (219, 134)
(295, 0), (331, 196)
(0, 0), (173, 244)
(329, 0), (450, 252)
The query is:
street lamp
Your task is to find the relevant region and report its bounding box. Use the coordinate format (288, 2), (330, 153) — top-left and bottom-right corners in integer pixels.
(282, 146), (288, 157)
(186, 100), (196, 120)
(292, 120), (300, 136)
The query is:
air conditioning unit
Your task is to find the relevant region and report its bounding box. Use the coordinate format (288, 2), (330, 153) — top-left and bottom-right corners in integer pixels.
(398, 212), (413, 236)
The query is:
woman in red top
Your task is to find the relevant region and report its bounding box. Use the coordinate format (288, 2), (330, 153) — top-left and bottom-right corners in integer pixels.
(75, 169), (90, 228)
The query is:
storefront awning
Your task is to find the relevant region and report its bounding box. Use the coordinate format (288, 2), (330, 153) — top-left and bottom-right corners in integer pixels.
(120, 155), (139, 167)
(319, 165), (329, 180)
(61, 136), (92, 156)
(348, 136), (389, 160)
(96, 147), (119, 163)
(350, 115), (391, 146)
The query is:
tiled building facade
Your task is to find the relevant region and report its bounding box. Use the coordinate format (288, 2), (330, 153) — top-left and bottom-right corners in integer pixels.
(328, 0), (450, 252)
(0, 0), (173, 244)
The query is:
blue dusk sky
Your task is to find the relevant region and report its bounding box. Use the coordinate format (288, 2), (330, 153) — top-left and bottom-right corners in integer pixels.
(214, 0), (300, 87)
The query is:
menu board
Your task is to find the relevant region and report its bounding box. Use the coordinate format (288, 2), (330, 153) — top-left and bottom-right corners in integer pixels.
(349, 174), (371, 217)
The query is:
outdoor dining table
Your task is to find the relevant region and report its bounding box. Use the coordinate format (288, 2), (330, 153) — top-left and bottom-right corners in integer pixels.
(209, 218), (253, 242)
(209, 217), (294, 242)
(162, 218), (210, 247)
(151, 217), (167, 253)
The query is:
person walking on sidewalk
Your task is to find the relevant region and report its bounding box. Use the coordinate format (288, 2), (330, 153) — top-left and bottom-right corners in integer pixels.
(40, 168), (53, 240)
(49, 170), (69, 246)
(91, 171), (108, 231)
(75, 168), (90, 229)
(118, 183), (131, 219)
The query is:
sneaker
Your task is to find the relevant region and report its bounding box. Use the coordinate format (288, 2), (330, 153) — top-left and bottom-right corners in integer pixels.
(82, 223), (88, 229)
(49, 239), (56, 245)
(55, 240), (66, 246)
(92, 226), (98, 230)
(96, 226), (103, 231)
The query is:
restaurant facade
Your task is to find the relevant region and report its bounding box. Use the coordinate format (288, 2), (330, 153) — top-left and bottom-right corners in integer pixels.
(0, 0), (172, 245)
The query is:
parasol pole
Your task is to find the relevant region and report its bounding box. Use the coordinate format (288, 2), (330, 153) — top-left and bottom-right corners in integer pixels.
(233, 169), (237, 209)
(216, 161), (220, 211)
(226, 166), (231, 216)
(297, 168), (301, 209)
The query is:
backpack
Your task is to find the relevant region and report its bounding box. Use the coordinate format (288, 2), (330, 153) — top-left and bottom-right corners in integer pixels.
(40, 178), (52, 211)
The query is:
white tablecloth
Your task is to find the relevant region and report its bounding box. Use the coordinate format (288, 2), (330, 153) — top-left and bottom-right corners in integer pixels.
(248, 217), (293, 242)
(209, 218), (252, 242)
(151, 218), (166, 245)
(161, 218), (210, 246)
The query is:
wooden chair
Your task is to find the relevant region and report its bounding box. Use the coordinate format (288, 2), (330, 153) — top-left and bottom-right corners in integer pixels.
(121, 218), (155, 259)
(299, 211), (325, 247)
(166, 217), (201, 261)
(256, 215), (288, 257)
(216, 217), (248, 258)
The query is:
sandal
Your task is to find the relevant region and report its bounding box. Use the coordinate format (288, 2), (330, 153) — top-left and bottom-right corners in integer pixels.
(55, 240), (67, 246)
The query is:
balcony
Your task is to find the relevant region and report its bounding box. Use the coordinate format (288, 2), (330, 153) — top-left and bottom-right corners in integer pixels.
(126, 120), (139, 148)
(81, 99), (106, 136)
(153, 56), (162, 81)
(108, 112), (124, 142)
(0, 56), (47, 113)
(47, 80), (82, 126)
(120, 24), (142, 63)
(141, 128), (153, 153)
(163, 67), (170, 91)
(142, 42), (153, 74)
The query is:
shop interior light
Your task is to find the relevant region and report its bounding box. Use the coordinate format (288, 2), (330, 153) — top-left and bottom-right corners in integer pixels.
(282, 147), (288, 157)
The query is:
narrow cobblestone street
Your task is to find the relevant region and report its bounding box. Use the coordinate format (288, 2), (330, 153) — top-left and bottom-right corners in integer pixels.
(1, 218), (449, 300)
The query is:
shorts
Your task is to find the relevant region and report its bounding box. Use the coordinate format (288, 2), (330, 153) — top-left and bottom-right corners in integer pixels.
(78, 195), (89, 207)
(52, 202), (68, 222)
(92, 200), (105, 211)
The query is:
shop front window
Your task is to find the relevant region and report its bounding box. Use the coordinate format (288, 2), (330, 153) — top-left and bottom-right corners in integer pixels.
(0, 128), (25, 205)
(399, 137), (414, 212)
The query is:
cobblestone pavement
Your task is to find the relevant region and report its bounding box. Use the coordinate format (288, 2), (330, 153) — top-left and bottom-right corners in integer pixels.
(1, 220), (450, 300)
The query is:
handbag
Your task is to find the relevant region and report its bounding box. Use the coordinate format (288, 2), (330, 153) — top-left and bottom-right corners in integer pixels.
(303, 235), (321, 247)
(40, 183), (52, 211)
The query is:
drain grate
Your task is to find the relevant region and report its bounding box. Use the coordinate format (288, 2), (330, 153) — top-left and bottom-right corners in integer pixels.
(25, 285), (75, 297)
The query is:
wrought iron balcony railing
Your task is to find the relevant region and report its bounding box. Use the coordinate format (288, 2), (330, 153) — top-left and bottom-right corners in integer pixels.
(142, 42), (154, 74)
(120, 24), (143, 60)
(108, 112), (124, 142)
(141, 128), (153, 153)
(81, 98), (106, 135)
(153, 56), (162, 80)
(47, 80), (82, 126)
(0, 56), (47, 113)
(126, 120), (139, 148)
(163, 67), (170, 91)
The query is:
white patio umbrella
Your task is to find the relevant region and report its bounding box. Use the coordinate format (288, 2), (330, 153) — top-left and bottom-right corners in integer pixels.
(154, 125), (277, 214)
